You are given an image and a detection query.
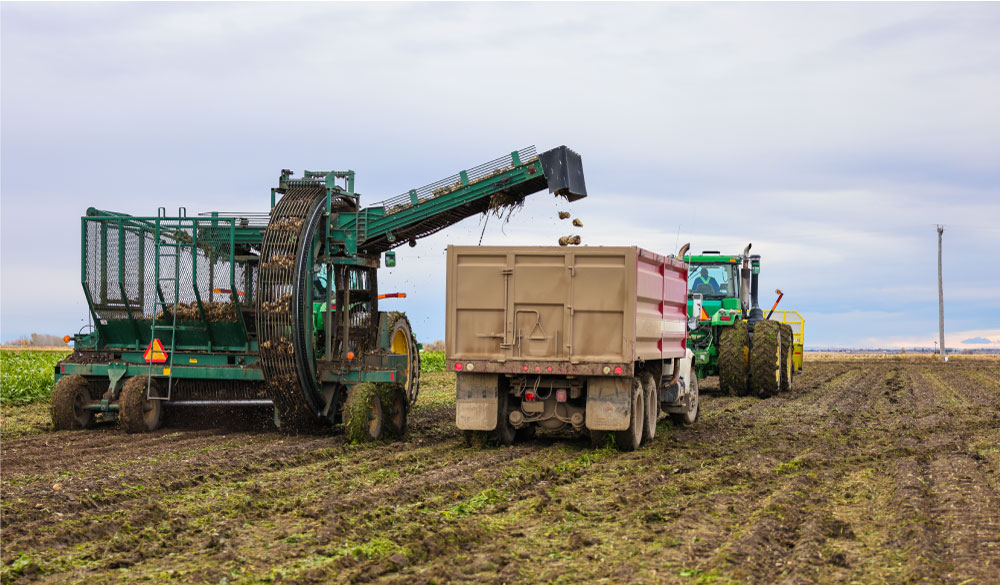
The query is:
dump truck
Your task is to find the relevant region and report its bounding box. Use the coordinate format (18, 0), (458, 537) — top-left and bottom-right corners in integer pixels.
(53, 146), (587, 440)
(446, 245), (692, 450)
(685, 246), (797, 397)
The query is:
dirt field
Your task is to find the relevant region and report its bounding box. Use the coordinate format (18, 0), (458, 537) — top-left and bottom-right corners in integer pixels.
(2, 358), (999, 584)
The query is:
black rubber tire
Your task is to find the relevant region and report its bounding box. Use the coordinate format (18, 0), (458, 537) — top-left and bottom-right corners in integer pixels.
(640, 372), (658, 442)
(779, 323), (794, 392)
(495, 391), (517, 446)
(344, 382), (384, 442)
(718, 321), (749, 396)
(670, 365), (700, 425)
(750, 320), (782, 398)
(51, 375), (94, 431)
(378, 383), (408, 439)
(464, 430), (489, 448)
(516, 424), (536, 442)
(119, 377), (163, 434)
(615, 378), (644, 451)
(387, 313), (421, 405)
(590, 430), (610, 448)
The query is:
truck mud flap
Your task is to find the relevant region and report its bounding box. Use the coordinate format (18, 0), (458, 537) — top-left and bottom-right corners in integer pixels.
(585, 377), (631, 431)
(539, 146), (587, 202)
(455, 373), (499, 431)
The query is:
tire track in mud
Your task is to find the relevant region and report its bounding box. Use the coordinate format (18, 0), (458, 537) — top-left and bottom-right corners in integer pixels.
(3, 361), (1000, 584)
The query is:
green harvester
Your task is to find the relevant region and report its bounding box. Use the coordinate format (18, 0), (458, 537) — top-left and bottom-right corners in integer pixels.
(53, 146), (587, 439)
(684, 246), (799, 397)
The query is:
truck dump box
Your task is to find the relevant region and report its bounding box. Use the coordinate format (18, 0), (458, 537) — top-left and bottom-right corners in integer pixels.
(446, 246), (693, 449)
(446, 246), (687, 369)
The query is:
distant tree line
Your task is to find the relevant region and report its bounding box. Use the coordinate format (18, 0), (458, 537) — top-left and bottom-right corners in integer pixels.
(4, 333), (69, 347)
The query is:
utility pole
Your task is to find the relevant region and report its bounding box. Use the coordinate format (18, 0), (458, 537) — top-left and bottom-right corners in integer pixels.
(937, 225), (946, 361)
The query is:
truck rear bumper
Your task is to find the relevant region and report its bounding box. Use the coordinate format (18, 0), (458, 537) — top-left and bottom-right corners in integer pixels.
(446, 359), (633, 377)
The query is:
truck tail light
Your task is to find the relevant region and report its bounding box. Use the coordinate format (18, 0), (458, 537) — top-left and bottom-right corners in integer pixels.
(454, 362), (463, 371)
(556, 389), (567, 402)
(613, 366), (623, 375)
(525, 392), (536, 401)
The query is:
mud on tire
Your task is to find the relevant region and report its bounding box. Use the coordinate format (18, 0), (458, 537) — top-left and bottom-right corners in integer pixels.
(119, 376), (163, 434)
(344, 382), (384, 442)
(387, 313), (421, 405)
(779, 323), (794, 392)
(51, 375), (94, 431)
(750, 320), (781, 398)
(718, 320), (749, 396)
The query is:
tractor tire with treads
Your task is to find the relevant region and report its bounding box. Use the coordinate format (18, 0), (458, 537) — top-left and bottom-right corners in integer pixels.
(780, 323), (794, 392)
(344, 383), (385, 442)
(387, 313), (421, 405)
(750, 320), (782, 398)
(718, 320), (749, 396)
(119, 377), (163, 433)
(51, 375), (94, 431)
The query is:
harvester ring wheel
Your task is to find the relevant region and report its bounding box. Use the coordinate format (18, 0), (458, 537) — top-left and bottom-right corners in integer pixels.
(344, 383), (384, 442)
(615, 377), (644, 451)
(119, 376), (163, 434)
(51, 374), (94, 431)
(640, 372), (658, 442)
(670, 365), (700, 426)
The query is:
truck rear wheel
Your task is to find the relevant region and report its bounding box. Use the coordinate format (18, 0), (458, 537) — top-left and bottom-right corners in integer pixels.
(119, 377), (163, 434)
(640, 372), (658, 442)
(718, 321), (748, 396)
(344, 383), (385, 442)
(670, 365), (699, 425)
(615, 378), (644, 451)
(51, 375), (94, 431)
(779, 323), (794, 392)
(750, 321), (781, 398)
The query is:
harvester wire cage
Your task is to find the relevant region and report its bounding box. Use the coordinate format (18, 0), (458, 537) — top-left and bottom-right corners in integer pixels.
(82, 210), (257, 340)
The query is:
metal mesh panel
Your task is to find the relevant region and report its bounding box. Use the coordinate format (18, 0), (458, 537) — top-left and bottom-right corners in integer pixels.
(374, 146), (537, 213)
(83, 216), (254, 323)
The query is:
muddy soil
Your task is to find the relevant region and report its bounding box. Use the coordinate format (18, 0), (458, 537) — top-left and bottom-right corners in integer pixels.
(2, 359), (998, 584)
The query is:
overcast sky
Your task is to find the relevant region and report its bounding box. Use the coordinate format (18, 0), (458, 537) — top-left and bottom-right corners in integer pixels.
(2, 2), (998, 349)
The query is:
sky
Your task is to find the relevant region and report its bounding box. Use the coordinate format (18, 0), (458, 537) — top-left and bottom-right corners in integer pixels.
(2, 2), (998, 349)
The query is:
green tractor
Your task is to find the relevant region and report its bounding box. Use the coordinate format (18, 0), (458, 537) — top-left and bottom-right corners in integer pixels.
(684, 245), (795, 397)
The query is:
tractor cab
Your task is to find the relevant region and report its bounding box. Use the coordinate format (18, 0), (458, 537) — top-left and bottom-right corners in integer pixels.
(685, 251), (746, 320)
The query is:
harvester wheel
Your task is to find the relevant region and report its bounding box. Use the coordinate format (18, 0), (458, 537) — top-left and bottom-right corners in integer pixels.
(51, 375), (94, 431)
(779, 323), (794, 392)
(750, 321), (782, 398)
(379, 383), (409, 438)
(119, 377), (163, 433)
(388, 313), (421, 405)
(718, 321), (749, 396)
(640, 372), (658, 442)
(670, 365), (699, 426)
(615, 377), (645, 451)
(344, 383), (384, 442)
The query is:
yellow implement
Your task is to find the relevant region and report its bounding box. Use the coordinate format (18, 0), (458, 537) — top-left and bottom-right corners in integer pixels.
(768, 310), (805, 371)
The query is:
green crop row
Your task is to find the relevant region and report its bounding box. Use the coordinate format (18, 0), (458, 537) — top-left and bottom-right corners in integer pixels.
(420, 350), (446, 373)
(1, 350), (71, 405)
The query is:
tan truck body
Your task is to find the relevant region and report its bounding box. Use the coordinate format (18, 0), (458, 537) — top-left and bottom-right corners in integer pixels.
(446, 246), (692, 441)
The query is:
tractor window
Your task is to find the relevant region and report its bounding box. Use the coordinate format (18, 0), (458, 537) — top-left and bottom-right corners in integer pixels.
(689, 264), (736, 298)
